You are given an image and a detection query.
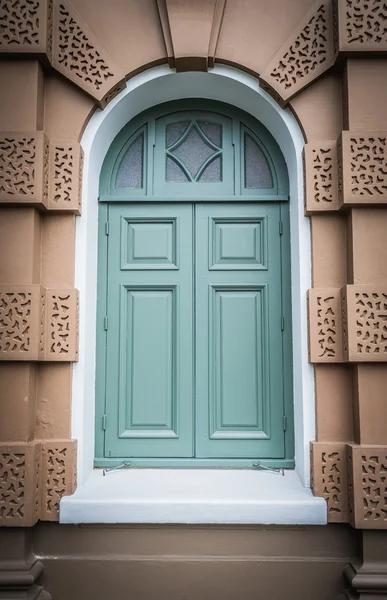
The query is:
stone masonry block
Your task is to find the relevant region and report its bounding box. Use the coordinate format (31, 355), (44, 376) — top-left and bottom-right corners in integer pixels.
(347, 444), (387, 529)
(0, 441), (41, 527)
(308, 289), (343, 362)
(40, 439), (77, 521)
(0, 0), (53, 57)
(48, 141), (83, 214)
(39, 289), (79, 362)
(0, 286), (79, 362)
(304, 141), (339, 214)
(0, 132), (49, 208)
(51, 0), (126, 108)
(0, 285), (42, 360)
(342, 285), (387, 362)
(334, 0), (387, 54)
(259, 0), (335, 107)
(311, 442), (348, 523)
(339, 131), (387, 206)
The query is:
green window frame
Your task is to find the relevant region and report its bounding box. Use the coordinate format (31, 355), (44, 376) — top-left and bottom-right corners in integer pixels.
(95, 100), (294, 469)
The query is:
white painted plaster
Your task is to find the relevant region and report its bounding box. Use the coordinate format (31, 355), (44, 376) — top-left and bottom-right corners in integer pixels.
(70, 65), (316, 523)
(60, 469), (326, 525)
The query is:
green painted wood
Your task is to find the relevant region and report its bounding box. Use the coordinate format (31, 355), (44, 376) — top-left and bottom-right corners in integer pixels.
(95, 100), (293, 466)
(195, 203), (285, 458)
(99, 100), (288, 201)
(104, 203), (194, 458)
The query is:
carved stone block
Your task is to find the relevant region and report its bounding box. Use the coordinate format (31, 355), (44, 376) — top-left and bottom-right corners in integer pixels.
(0, 442), (41, 527)
(40, 439), (77, 521)
(0, 132), (49, 207)
(311, 442), (348, 522)
(0, 286), (79, 362)
(304, 141), (339, 213)
(347, 444), (387, 529)
(0, 285), (42, 360)
(48, 141), (83, 214)
(259, 0), (335, 107)
(334, 0), (387, 54)
(338, 131), (387, 207)
(0, 0), (53, 57)
(342, 285), (387, 362)
(39, 289), (79, 362)
(51, 0), (125, 108)
(308, 289), (343, 362)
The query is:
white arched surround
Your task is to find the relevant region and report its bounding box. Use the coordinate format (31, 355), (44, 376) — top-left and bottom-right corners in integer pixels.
(66, 65), (324, 525)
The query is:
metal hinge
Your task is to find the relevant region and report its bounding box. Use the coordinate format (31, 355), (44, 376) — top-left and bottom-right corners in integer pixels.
(104, 316), (108, 330)
(283, 416), (287, 431)
(105, 221), (110, 235)
(252, 462), (284, 476)
(279, 220), (283, 235)
(281, 316), (285, 331)
(102, 414), (107, 430)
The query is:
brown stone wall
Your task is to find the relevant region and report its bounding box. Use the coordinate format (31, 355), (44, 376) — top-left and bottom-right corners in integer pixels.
(1, 0), (387, 597)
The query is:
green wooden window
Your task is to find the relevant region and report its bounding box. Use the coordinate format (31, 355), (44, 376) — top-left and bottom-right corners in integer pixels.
(96, 100), (294, 468)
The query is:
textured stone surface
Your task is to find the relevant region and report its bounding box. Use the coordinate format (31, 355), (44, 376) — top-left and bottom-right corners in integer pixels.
(0, 132), (48, 207)
(0, 285), (41, 360)
(52, 0), (125, 107)
(339, 131), (387, 206)
(41, 439), (77, 521)
(304, 141), (339, 213)
(311, 442), (348, 522)
(347, 444), (387, 529)
(335, 0), (387, 53)
(0, 0), (52, 55)
(39, 289), (79, 362)
(48, 141), (83, 213)
(0, 286), (78, 361)
(0, 441), (41, 527)
(308, 288), (343, 363)
(342, 285), (387, 362)
(260, 0), (335, 106)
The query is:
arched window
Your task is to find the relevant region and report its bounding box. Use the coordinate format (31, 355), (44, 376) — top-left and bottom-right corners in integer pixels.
(95, 100), (293, 468)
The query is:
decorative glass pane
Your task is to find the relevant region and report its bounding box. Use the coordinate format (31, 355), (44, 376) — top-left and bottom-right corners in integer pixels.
(244, 133), (273, 189)
(166, 121), (189, 147)
(171, 127), (215, 179)
(199, 156), (221, 182)
(166, 156), (190, 182)
(116, 133), (143, 188)
(198, 121), (222, 147)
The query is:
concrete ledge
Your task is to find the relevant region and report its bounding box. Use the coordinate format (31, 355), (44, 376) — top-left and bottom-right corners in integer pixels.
(60, 469), (327, 525)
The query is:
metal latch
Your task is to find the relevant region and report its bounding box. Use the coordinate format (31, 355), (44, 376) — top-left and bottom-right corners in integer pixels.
(252, 462), (284, 476)
(103, 461), (131, 476)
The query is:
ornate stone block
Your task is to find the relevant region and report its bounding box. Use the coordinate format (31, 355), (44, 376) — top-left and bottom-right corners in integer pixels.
(311, 442), (348, 522)
(342, 285), (387, 362)
(48, 141), (83, 213)
(308, 289), (343, 362)
(334, 0), (387, 54)
(39, 289), (79, 361)
(347, 444), (387, 529)
(260, 0), (335, 107)
(0, 0), (53, 57)
(0, 286), (78, 362)
(0, 132), (49, 207)
(40, 439), (77, 521)
(0, 285), (42, 360)
(51, 1), (125, 108)
(304, 141), (339, 213)
(0, 442), (41, 527)
(339, 131), (387, 206)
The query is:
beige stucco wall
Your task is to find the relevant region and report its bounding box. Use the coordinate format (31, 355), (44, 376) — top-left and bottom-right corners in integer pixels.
(0, 1), (386, 597)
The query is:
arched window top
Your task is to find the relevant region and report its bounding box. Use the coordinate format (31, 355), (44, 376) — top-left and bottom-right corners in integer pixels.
(100, 100), (289, 201)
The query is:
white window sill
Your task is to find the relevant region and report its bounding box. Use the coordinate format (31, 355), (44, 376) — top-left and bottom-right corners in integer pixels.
(59, 468), (327, 525)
